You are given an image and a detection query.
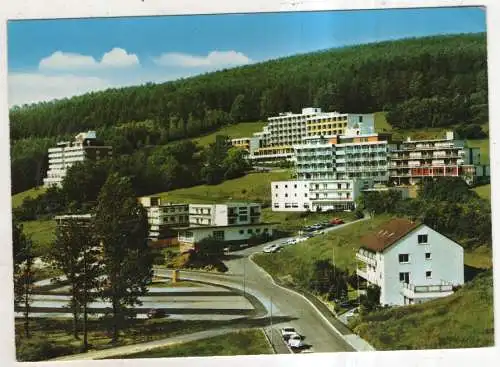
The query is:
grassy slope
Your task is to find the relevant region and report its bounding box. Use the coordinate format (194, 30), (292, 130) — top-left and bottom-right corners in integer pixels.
(22, 219), (56, 256)
(473, 184), (490, 201)
(156, 171), (290, 204)
(107, 329), (271, 359)
(186, 121), (266, 147)
(350, 271), (494, 350)
(12, 187), (47, 208)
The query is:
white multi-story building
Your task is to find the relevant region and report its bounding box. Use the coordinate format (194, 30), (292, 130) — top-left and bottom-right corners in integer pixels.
(355, 218), (464, 306)
(139, 196), (189, 240)
(177, 202), (276, 252)
(43, 131), (112, 188)
(389, 131), (486, 186)
(271, 180), (362, 212)
(231, 107), (375, 163)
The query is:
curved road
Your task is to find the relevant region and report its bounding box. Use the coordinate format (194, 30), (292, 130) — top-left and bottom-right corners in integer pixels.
(158, 219), (367, 353)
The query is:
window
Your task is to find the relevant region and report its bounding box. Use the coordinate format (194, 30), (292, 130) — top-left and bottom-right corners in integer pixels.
(294, 184), (297, 188)
(418, 234), (428, 244)
(398, 254), (409, 263)
(426, 271), (432, 279)
(247, 229), (253, 234)
(285, 185), (288, 188)
(294, 193), (297, 197)
(275, 194), (278, 197)
(304, 193), (308, 197)
(425, 252), (431, 260)
(213, 230), (225, 241)
(285, 193), (288, 197)
(359, 116), (363, 122)
(239, 230), (244, 234)
(399, 272), (410, 283)
(273, 203), (279, 208)
(256, 228), (261, 233)
(275, 185), (278, 189)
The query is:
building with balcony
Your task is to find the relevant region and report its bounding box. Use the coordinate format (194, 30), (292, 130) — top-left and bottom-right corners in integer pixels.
(389, 131), (486, 186)
(43, 131), (112, 188)
(355, 218), (464, 306)
(176, 202), (276, 252)
(294, 129), (396, 187)
(139, 196), (189, 241)
(231, 107), (375, 163)
(271, 180), (362, 212)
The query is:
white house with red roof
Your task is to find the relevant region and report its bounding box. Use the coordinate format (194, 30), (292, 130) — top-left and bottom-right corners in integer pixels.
(355, 218), (464, 306)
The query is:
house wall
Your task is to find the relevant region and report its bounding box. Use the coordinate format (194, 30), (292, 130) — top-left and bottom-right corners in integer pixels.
(271, 180), (311, 211)
(381, 225), (464, 305)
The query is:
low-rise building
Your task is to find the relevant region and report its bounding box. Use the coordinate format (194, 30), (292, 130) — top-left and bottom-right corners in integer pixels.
(355, 218), (464, 306)
(43, 131), (112, 188)
(176, 202), (276, 252)
(271, 179), (361, 212)
(139, 196), (189, 241)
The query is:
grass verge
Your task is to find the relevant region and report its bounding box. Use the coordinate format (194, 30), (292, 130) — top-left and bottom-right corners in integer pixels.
(192, 121), (266, 147)
(106, 329), (272, 359)
(12, 187), (47, 209)
(349, 271), (494, 350)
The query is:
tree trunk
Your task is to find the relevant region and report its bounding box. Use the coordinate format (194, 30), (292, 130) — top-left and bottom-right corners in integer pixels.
(112, 297), (119, 344)
(72, 284), (80, 340)
(24, 265), (31, 339)
(83, 302), (88, 351)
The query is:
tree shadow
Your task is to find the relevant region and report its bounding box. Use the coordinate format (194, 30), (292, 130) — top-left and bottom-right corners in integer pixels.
(464, 264), (487, 282)
(222, 253), (246, 261)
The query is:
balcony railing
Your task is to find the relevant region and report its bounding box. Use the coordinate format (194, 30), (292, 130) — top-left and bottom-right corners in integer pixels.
(400, 282), (454, 299)
(356, 249), (377, 266)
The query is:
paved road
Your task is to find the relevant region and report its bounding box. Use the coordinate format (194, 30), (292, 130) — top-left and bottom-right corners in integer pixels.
(161, 219), (369, 353)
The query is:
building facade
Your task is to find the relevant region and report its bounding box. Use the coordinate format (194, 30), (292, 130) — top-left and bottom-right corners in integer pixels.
(355, 218), (464, 306)
(389, 132), (484, 186)
(139, 196), (189, 241)
(43, 131), (112, 188)
(231, 107), (375, 163)
(271, 179), (361, 212)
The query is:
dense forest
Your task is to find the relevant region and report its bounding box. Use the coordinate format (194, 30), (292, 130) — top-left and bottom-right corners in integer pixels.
(10, 33), (488, 194)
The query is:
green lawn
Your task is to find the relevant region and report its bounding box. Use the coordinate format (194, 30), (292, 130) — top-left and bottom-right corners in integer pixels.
(473, 184), (490, 201)
(157, 171), (291, 204)
(107, 329), (272, 359)
(253, 215), (393, 284)
(22, 219), (56, 255)
(12, 187), (47, 208)
(190, 121), (266, 147)
(349, 271), (494, 350)
(149, 280), (200, 288)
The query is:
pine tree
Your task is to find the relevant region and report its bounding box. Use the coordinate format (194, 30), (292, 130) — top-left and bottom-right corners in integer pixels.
(12, 217), (35, 338)
(93, 173), (152, 344)
(47, 217), (101, 351)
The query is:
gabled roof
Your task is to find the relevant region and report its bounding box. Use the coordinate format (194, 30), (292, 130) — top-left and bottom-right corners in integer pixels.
(360, 218), (422, 253)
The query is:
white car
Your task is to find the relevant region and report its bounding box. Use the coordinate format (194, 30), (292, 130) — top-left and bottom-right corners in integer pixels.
(295, 237), (307, 243)
(287, 333), (305, 349)
(263, 244), (281, 253)
(281, 327), (297, 341)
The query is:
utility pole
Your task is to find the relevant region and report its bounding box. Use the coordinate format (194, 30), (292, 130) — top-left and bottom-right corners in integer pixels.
(270, 297), (273, 346)
(243, 257), (246, 297)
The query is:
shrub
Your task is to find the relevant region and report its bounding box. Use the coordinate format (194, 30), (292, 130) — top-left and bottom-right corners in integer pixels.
(17, 337), (74, 361)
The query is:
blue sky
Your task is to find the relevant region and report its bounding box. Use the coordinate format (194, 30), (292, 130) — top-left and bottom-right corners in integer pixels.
(7, 7), (486, 107)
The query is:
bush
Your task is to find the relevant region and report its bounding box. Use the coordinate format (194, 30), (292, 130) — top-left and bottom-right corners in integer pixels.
(17, 337), (74, 361)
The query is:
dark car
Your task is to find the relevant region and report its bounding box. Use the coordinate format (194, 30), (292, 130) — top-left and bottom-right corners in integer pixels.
(147, 308), (167, 319)
(330, 218), (345, 225)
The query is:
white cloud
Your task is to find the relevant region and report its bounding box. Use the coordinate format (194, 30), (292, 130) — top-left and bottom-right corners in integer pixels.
(153, 50), (252, 68)
(8, 73), (112, 107)
(38, 48), (139, 71)
(100, 48), (140, 68)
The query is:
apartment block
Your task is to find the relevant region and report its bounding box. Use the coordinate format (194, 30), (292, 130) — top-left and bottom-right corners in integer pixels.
(188, 202), (262, 226)
(139, 196), (189, 240)
(43, 131), (112, 188)
(389, 132), (484, 186)
(231, 107), (375, 163)
(271, 179), (361, 212)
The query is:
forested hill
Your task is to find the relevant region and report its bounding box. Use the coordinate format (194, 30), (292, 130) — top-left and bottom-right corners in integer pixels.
(10, 33), (487, 140)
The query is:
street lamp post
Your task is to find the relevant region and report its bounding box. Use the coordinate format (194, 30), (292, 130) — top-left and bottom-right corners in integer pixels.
(243, 257), (246, 297)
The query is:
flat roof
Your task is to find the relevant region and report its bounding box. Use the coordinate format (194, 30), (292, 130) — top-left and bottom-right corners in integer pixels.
(174, 222), (279, 231)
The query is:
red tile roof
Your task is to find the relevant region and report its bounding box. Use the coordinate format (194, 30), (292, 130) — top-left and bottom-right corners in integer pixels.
(360, 218), (421, 253)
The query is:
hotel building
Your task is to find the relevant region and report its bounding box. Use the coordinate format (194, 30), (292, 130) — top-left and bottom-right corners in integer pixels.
(389, 132), (485, 186)
(139, 196), (189, 241)
(43, 131), (112, 188)
(232, 107), (375, 163)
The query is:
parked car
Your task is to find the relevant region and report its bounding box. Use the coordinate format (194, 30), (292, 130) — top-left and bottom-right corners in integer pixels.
(330, 218), (345, 225)
(147, 308), (167, 319)
(287, 333), (305, 348)
(281, 327), (297, 341)
(263, 244), (281, 253)
(304, 233), (315, 238)
(283, 238), (297, 246)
